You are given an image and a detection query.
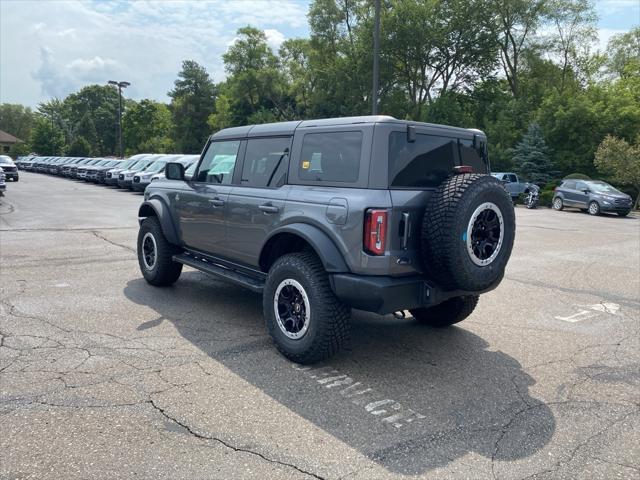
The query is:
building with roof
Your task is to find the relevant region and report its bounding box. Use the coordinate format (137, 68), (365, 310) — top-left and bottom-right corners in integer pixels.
(0, 130), (22, 154)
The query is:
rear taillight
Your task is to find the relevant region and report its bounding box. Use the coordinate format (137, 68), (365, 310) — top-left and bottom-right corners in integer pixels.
(454, 165), (474, 174)
(364, 209), (388, 256)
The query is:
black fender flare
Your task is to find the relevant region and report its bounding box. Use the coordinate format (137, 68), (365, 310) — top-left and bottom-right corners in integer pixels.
(138, 199), (180, 245)
(262, 223), (349, 273)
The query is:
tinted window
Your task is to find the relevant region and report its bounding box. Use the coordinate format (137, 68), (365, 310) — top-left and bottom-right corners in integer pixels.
(196, 140), (240, 184)
(507, 174), (517, 182)
(459, 139), (488, 173)
(241, 137), (291, 187)
(563, 180), (577, 190)
(299, 131), (362, 183)
(389, 132), (458, 188)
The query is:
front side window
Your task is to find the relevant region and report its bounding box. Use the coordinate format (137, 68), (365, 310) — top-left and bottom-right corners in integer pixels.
(389, 132), (458, 188)
(196, 140), (240, 184)
(299, 131), (362, 183)
(241, 137), (291, 187)
(507, 174), (517, 183)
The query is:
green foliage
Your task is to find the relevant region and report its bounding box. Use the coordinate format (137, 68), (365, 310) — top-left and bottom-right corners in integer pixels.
(512, 122), (558, 185)
(594, 135), (640, 209)
(31, 118), (65, 155)
(606, 27), (640, 78)
(0, 103), (34, 140)
(123, 100), (173, 154)
(67, 136), (93, 157)
(563, 173), (591, 179)
(539, 190), (555, 207)
(169, 60), (217, 153)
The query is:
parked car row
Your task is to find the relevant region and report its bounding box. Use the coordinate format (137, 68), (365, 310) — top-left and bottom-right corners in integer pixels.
(14, 153), (200, 191)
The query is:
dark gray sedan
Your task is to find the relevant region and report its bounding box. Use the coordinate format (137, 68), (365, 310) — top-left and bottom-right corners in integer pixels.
(553, 179), (633, 216)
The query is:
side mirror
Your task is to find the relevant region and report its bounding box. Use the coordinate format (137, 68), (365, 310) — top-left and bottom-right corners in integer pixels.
(165, 162), (185, 181)
(582, 189), (590, 194)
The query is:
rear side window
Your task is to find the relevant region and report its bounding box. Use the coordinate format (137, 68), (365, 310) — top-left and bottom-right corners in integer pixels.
(241, 137), (291, 187)
(299, 131), (362, 183)
(562, 180), (576, 190)
(196, 140), (240, 184)
(459, 139), (488, 174)
(389, 132), (458, 188)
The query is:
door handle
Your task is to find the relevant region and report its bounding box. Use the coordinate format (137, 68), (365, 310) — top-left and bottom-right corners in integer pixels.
(209, 198), (225, 207)
(259, 204), (279, 214)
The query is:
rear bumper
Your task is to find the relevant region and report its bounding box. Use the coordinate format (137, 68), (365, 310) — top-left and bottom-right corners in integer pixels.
(330, 274), (499, 315)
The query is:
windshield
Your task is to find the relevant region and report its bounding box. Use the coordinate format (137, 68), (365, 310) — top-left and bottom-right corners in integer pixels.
(185, 162), (197, 175)
(588, 182), (621, 194)
(0, 156), (14, 165)
(143, 160), (167, 173)
(130, 160), (154, 172)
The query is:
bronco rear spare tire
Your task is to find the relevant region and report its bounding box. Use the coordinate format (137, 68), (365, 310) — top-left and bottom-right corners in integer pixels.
(421, 173), (515, 291)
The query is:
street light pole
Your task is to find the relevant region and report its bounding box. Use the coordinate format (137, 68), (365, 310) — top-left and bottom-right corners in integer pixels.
(371, 0), (381, 115)
(108, 80), (130, 158)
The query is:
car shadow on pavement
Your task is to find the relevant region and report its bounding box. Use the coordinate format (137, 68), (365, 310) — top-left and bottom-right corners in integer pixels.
(124, 272), (555, 475)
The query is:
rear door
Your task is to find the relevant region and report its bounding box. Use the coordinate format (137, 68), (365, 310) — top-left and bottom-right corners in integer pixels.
(225, 136), (292, 267)
(173, 139), (242, 255)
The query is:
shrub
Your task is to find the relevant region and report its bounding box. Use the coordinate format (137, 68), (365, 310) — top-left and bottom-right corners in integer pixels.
(539, 190), (555, 207)
(563, 173), (591, 180)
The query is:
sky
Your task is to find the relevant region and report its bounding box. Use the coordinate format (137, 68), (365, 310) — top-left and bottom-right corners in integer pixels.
(1, 0), (638, 108)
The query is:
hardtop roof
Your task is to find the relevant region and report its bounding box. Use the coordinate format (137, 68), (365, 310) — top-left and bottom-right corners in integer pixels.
(211, 115), (484, 140)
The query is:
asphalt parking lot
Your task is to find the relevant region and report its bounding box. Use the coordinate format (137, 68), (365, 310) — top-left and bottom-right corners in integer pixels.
(1, 172), (639, 479)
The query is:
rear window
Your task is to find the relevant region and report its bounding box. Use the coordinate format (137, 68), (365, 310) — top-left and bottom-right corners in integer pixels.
(299, 131), (362, 183)
(389, 132), (458, 188)
(389, 132), (488, 188)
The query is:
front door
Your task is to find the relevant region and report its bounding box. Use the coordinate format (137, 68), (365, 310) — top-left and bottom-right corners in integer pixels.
(226, 136), (292, 268)
(174, 139), (242, 256)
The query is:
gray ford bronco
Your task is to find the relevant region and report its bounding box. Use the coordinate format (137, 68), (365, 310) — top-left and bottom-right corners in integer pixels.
(137, 116), (516, 363)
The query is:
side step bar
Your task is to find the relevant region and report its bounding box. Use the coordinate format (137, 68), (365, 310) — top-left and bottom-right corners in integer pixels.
(172, 253), (265, 293)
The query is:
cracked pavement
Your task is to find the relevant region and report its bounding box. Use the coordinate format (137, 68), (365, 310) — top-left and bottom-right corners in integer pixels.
(1, 173), (639, 479)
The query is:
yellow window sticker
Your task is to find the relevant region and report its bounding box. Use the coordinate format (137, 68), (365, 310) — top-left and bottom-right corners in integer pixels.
(302, 160), (310, 169)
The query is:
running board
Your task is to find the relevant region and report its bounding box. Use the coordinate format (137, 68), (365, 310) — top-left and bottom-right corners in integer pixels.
(172, 254), (264, 293)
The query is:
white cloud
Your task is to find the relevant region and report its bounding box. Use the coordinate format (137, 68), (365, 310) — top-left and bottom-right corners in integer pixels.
(265, 29), (286, 50)
(1, 0), (309, 107)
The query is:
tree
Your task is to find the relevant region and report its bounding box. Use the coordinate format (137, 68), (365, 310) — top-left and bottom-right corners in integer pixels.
(31, 117), (65, 155)
(0, 104), (35, 140)
(168, 60), (216, 153)
(67, 136), (93, 157)
(594, 135), (640, 209)
(123, 99), (174, 154)
(64, 85), (119, 155)
(221, 27), (287, 124)
(486, 0), (547, 98)
(546, 0), (597, 91)
(512, 122), (557, 185)
(606, 27), (640, 78)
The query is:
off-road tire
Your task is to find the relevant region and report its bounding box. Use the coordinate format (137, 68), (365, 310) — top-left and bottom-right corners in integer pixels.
(588, 201), (600, 216)
(411, 295), (479, 327)
(137, 216), (182, 286)
(420, 174), (515, 292)
(553, 197), (564, 210)
(263, 252), (350, 364)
